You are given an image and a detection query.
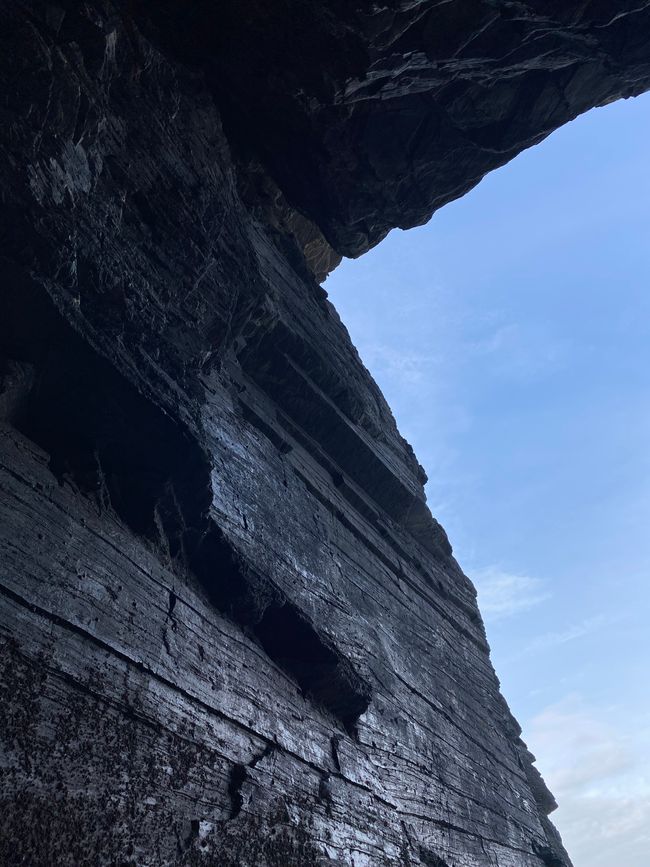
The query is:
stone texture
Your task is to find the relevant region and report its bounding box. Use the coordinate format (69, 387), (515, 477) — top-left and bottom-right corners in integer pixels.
(1, 1), (648, 864)
(132, 0), (650, 259)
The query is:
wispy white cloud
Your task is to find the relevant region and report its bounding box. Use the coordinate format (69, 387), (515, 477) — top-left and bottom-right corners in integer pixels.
(358, 343), (442, 387)
(469, 322), (519, 355)
(472, 566), (549, 623)
(526, 695), (650, 867)
(523, 615), (608, 654)
(467, 320), (569, 383)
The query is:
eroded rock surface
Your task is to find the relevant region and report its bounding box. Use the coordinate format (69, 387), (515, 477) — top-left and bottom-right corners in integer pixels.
(133, 0), (650, 260)
(1, 1), (647, 865)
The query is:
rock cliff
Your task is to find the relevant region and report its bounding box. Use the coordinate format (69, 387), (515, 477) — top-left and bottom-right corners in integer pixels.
(1, 2), (648, 865)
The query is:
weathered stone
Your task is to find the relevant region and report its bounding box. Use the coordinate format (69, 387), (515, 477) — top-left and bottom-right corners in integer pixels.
(131, 0), (650, 259)
(2, 0), (647, 864)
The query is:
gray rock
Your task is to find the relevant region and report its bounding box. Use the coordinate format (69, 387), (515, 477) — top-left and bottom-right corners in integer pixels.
(2, 0), (642, 864)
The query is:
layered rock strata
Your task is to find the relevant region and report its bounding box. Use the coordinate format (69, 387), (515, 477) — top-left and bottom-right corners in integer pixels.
(1, 2), (648, 865)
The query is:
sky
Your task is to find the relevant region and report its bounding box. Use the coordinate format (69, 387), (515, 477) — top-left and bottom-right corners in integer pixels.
(326, 93), (650, 867)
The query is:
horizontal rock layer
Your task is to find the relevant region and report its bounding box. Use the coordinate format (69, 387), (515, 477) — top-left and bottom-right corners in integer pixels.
(2, 1), (648, 865)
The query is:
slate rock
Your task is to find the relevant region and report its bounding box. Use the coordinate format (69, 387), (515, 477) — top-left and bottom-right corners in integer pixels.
(2, 1), (644, 864)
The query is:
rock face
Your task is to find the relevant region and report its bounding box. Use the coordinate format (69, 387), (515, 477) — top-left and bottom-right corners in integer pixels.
(0, 2), (647, 865)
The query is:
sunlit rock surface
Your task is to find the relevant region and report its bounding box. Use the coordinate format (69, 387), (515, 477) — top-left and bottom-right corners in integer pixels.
(2, 2), (649, 864)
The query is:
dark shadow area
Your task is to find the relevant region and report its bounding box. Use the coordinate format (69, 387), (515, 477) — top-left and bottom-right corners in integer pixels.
(419, 849), (450, 867)
(255, 601), (371, 734)
(0, 264), (371, 733)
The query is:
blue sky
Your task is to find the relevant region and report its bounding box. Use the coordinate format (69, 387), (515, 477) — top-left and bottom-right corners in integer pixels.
(326, 93), (650, 867)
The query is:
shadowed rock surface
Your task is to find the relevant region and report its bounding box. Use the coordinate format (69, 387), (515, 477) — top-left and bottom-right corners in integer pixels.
(1, 2), (648, 865)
